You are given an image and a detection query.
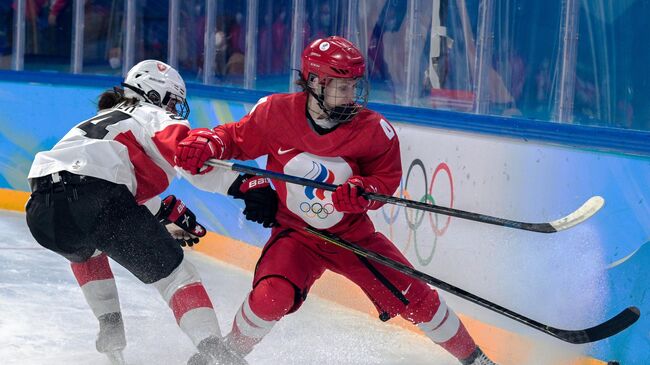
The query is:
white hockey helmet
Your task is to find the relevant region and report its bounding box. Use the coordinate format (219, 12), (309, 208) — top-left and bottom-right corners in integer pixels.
(122, 60), (190, 119)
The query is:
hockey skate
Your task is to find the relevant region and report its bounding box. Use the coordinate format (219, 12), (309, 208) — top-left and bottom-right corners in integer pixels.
(95, 312), (127, 365)
(461, 348), (498, 365)
(187, 336), (248, 365)
(105, 350), (127, 365)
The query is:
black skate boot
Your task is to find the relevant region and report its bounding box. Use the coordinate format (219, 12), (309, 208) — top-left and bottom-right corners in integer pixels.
(461, 347), (499, 365)
(187, 335), (248, 365)
(95, 312), (126, 365)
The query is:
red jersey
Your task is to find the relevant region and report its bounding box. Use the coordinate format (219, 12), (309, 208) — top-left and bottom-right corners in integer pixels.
(213, 92), (402, 240)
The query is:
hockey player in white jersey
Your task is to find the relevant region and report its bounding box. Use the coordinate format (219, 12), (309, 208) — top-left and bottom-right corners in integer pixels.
(25, 60), (248, 365)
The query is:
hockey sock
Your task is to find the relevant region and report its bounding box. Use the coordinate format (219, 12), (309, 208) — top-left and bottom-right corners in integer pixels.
(152, 258), (221, 346)
(70, 251), (121, 318)
(417, 297), (476, 360)
(402, 289), (476, 360)
(227, 277), (294, 355)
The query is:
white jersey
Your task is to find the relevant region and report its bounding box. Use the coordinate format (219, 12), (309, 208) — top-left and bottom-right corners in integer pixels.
(29, 102), (237, 206)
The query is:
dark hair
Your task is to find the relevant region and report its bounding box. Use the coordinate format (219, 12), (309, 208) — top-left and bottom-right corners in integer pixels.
(97, 87), (138, 111)
(294, 70), (310, 92)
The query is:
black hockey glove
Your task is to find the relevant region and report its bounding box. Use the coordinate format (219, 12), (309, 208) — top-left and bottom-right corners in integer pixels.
(156, 195), (207, 247)
(228, 174), (278, 228)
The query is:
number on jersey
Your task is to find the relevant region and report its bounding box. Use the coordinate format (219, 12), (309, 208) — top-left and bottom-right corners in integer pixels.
(77, 111), (130, 139)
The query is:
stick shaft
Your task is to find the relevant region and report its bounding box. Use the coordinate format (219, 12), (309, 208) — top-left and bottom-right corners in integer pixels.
(303, 227), (639, 344)
(207, 160), (600, 233)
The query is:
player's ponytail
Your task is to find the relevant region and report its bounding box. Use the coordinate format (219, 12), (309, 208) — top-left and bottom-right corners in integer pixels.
(97, 87), (127, 110)
(98, 87), (140, 111)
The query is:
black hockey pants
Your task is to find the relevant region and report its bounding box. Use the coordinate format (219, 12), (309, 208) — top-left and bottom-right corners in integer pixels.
(25, 171), (183, 284)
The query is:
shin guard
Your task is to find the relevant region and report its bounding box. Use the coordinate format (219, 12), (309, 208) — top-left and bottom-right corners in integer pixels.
(152, 258), (221, 346)
(70, 251), (121, 318)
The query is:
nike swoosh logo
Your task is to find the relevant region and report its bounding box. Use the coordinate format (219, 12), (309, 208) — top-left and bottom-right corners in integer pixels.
(401, 283), (412, 296)
(278, 147), (296, 155)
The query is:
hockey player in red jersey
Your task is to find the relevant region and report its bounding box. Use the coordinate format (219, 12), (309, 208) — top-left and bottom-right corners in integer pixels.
(25, 60), (247, 365)
(176, 37), (498, 365)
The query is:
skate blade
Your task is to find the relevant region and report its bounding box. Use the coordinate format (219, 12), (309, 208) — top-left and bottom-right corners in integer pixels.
(105, 350), (127, 365)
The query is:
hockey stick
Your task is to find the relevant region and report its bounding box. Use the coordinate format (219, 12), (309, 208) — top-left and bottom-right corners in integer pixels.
(303, 226), (640, 344)
(207, 160), (604, 233)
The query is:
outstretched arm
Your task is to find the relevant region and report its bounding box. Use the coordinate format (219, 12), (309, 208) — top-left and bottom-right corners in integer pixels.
(175, 96), (274, 175)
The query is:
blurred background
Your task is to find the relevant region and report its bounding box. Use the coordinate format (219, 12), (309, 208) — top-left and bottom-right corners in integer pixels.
(1, 0), (649, 130)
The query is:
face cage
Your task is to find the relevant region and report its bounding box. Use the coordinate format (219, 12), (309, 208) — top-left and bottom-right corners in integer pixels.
(163, 93), (190, 119)
(121, 82), (190, 119)
(312, 77), (369, 123)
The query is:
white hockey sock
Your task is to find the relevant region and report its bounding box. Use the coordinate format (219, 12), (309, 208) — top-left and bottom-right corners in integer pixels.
(152, 258), (222, 346)
(227, 294), (277, 355)
(70, 251), (121, 318)
(417, 298), (461, 343)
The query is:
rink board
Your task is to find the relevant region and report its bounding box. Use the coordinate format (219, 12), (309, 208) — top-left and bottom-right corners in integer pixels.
(1, 74), (648, 364)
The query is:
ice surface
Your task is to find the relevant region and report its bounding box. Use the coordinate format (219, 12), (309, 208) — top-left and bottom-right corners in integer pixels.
(0, 210), (457, 365)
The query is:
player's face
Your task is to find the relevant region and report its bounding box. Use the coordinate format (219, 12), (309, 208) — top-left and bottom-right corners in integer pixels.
(323, 78), (359, 107)
(164, 95), (190, 119)
(166, 98), (179, 113)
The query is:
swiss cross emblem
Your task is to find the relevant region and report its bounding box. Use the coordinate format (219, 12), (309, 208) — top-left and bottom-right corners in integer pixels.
(157, 63), (167, 72)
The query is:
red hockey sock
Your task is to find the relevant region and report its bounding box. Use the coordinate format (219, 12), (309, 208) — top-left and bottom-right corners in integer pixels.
(436, 320), (477, 360)
(70, 253), (121, 318)
(169, 282), (214, 324)
(153, 259), (221, 346)
(70, 253), (114, 286)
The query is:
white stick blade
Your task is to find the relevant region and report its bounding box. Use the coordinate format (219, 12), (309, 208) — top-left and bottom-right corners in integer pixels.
(549, 196), (605, 231)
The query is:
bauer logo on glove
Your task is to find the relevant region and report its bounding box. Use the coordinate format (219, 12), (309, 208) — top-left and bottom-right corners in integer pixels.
(228, 174), (279, 228)
(156, 195), (207, 247)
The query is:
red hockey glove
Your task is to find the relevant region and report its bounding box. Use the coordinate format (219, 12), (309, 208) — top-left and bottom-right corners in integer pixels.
(175, 128), (224, 175)
(156, 195), (207, 247)
(228, 174), (278, 228)
(332, 177), (370, 214)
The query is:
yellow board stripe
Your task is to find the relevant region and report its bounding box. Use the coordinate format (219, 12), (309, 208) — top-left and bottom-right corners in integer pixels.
(212, 100), (234, 125)
(0, 188), (604, 365)
(0, 188), (29, 211)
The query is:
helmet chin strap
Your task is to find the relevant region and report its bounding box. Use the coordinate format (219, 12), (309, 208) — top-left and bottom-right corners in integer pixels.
(306, 84), (357, 124)
(121, 82), (155, 105)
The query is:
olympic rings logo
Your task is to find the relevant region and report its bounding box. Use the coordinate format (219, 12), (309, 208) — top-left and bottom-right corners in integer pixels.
(299, 162), (338, 219)
(380, 159), (454, 266)
(300, 201), (335, 219)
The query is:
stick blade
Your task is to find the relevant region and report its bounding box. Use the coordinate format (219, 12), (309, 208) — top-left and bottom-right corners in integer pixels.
(550, 306), (640, 344)
(549, 196), (605, 232)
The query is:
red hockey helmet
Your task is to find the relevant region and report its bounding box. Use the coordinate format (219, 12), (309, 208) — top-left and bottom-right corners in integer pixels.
(301, 36), (365, 82)
(301, 36), (368, 123)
